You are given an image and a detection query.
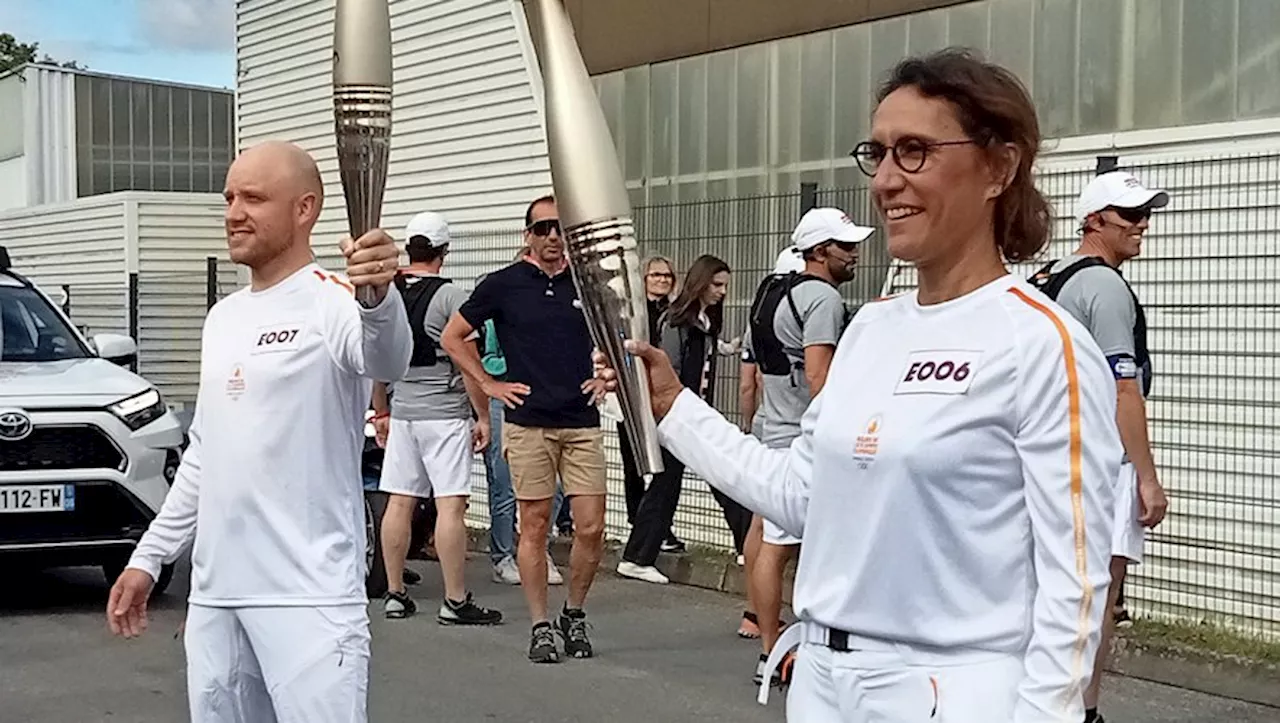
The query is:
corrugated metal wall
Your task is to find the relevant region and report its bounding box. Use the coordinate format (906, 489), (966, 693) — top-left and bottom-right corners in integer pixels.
(0, 195), (129, 338)
(134, 195), (237, 405)
(235, 0), (553, 286)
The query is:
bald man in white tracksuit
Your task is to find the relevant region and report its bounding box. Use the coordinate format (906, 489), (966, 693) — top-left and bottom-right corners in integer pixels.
(123, 265), (411, 721)
(656, 274), (1121, 722)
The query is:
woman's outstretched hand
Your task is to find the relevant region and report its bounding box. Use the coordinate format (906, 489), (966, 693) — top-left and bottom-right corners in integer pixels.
(592, 340), (684, 421)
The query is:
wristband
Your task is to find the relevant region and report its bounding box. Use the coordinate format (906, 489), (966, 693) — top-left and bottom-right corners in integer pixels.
(371, 412), (390, 422)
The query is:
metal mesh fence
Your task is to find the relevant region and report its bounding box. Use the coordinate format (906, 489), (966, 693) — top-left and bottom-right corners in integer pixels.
(458, 151), (1279, 641)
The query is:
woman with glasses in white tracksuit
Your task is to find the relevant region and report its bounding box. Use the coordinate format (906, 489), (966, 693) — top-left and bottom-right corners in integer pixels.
(595, 48), (1122, 722)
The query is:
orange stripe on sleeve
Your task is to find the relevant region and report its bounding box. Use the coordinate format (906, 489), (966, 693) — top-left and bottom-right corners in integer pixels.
(328, 274), (355, 294)
(1007, 286), (1092, 707)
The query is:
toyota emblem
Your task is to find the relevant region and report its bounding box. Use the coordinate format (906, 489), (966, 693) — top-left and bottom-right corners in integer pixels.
(0, 410), (33, 442)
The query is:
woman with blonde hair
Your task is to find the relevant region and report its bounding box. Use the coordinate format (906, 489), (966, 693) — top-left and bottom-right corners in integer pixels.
(614, 254), (683, 548)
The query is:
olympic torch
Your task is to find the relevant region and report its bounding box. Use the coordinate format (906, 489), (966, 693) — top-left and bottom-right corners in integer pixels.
(523, 0), (663, 475)
(333, 0), (393, 308)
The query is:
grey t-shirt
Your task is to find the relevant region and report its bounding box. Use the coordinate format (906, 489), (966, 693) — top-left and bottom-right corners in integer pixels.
(390, 275), (473, 421)
(1051, 254), (1150, 399)
(743, 278), (847, 448)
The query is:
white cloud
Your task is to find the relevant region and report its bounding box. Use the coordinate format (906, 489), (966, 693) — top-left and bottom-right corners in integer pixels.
(136, 0), (234, 51)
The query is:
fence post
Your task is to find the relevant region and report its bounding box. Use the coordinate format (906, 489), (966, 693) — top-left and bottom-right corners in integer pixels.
(800, 182), (818, 213)
(206, 256), (218, 310)
(1096, 155), (1119, 175)
(61, 284), (71, 315)
(128, 272), (139, 373)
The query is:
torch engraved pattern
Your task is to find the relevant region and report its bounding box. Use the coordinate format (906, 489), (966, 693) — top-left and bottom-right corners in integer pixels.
(562, 216), (662, 474)
(333, 0), (393, 307)
(524, 0), (664, 476)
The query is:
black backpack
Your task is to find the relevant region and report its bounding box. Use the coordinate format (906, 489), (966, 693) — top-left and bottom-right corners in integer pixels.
(747, 272), (838, 377)
(1028, 257), (1151, 396)
(394, 274), (452, 368)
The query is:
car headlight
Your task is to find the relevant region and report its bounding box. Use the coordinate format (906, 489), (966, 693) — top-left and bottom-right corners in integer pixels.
(110, 389), (168, 431)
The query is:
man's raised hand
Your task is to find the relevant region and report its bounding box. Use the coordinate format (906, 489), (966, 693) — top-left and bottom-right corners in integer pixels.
(340, 229), (401, 305)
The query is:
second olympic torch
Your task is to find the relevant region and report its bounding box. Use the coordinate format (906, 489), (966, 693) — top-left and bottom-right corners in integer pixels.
(524, 0), (664, 476)
(333, 0), (393, 308)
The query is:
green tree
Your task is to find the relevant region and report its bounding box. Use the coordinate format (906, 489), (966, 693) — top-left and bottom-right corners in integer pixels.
(0, 33), (82, 74)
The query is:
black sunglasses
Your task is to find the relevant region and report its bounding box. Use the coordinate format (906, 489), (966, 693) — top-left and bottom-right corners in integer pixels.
(850, 137), (980, 176)
(1108, 206), (1152, 224)
(526, 218), (561, 237)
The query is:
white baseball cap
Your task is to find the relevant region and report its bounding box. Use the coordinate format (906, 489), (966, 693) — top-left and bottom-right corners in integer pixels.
(773, 247), (805, 274)
(404, 211), (451, 248)
(1075, 171), (1169, 226)
(791, 207), (875, 251)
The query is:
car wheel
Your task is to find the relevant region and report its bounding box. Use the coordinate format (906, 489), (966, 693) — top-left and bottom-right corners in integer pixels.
(152, 564), (175, 596)
(102, 558), (174, 599)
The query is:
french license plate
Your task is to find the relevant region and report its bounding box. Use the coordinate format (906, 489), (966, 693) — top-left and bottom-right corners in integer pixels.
(0, 484), (76, 513)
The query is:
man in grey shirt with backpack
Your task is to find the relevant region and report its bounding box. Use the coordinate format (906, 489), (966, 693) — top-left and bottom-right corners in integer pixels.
(739, 208), (871, 686)
(370, 211), (502, 625)
(1028, 171), (1171, 723)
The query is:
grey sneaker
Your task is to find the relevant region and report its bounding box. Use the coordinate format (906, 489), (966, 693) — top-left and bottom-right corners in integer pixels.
(554, 606), (593, 659)
(529, 622), (560, 664)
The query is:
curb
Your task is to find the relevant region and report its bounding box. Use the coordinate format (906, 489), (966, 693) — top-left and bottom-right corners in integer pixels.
(466, 527), (1279, 708)
(1109, 636), (1280, 708)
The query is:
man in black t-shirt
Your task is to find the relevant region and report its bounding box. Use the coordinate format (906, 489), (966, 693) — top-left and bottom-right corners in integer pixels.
(441, 195), (608, 665)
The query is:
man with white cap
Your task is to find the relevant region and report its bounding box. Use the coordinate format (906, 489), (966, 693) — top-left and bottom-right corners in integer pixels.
(740, 206), (873, 685)
(732, 245), (809, 641)
(369, 211), (503, 626)
(1028, 170), (1171, 723)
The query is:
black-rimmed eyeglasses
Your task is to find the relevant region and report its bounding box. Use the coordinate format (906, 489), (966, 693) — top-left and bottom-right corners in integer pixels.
(850, 138), (979, 177)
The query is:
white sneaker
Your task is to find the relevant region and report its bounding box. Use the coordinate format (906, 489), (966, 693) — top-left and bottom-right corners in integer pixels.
(546, 553), (564, 585)
(491, 557), (521, 585)
(617, 560), (669, 584)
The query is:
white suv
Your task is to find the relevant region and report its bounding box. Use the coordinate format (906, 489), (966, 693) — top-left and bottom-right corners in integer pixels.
(0, 247), (185, 594)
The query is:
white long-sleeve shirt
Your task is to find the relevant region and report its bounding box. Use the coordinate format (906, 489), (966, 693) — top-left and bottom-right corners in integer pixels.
(127, 262), (412, 607)
(659, 274), (1121, 722)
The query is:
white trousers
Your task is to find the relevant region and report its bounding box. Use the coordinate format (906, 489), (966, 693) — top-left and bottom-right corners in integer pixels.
(184, 603), (370, 723)
(765, 623), (1023, 722)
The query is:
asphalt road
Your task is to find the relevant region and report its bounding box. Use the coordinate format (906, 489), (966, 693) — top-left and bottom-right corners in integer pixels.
(2, 555), (1277, 723)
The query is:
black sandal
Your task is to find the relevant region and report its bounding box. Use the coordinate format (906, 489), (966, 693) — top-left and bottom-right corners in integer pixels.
(737, 611), (787, 639)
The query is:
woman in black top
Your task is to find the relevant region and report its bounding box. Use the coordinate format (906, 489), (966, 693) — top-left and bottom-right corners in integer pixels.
(618, 256), (679, 545)
(618, 255), (732, 582)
